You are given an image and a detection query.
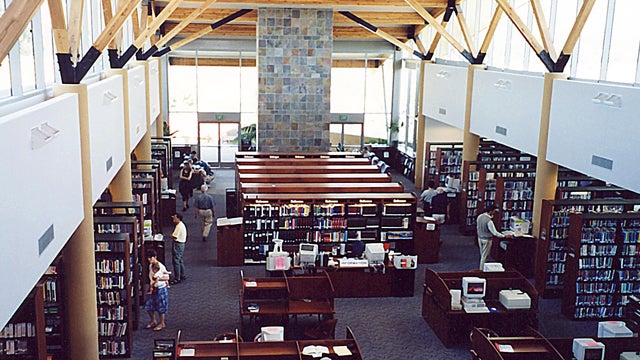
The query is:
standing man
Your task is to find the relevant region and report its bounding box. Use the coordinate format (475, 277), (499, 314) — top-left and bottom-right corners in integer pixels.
(194, 184), (216, 242)
(170, 213), (187, 284)
(476, 205), (512, 270)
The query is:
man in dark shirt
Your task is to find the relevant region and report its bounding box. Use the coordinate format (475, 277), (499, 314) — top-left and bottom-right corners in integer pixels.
(194, 184), (216, 242)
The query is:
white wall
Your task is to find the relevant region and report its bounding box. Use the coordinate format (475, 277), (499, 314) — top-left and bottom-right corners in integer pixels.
(422, 63), (468, 130)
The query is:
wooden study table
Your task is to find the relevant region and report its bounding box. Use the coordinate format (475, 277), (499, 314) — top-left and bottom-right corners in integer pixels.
(237, 173), (392, 183)
(175, 327), (364, 359)
(236, 157), (371, 166)
(422, 269), (539, 347)
(240, 272), (335, 339)
(236, 165), (380, 174)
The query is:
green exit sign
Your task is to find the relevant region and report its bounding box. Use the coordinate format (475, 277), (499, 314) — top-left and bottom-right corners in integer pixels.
(215, 114), (223, 120)
(339, 115), (348, 121)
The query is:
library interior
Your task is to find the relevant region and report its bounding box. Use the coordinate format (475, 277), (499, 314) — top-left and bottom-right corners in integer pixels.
(1, 0), (640, 359)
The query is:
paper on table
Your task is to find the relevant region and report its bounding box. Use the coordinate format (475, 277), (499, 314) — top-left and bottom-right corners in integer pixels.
(496, 344), (514, 352)
(179, 348), (195, 356)
(333, 345), (352, 356)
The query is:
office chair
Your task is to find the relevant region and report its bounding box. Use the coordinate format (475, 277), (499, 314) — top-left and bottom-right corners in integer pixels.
(303, 318), (337, 340)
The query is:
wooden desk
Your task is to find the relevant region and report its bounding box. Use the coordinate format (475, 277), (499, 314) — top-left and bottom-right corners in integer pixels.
(176, 327), (364, 359)
(236, 164), (379, 174)
(238, 173), (392, 183)
(413, 217), (440, 264)
(236, 157), (370, 166)
(491, 235), (536, 278)
(240, 182), (404, 194)
(240, 272), (335, 339)
(422, 269), (539, 347)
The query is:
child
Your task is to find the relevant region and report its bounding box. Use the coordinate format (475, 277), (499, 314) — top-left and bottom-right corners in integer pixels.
(148, 263), (171, 295)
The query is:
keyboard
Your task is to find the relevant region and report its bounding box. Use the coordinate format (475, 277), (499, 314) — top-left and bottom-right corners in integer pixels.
(464, 306), (490, 313)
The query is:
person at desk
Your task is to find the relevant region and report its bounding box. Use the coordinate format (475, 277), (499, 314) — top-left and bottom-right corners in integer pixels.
(476, 205), (513, 270)
(430, 187), (449, 223)
(419, 180), (438, 215)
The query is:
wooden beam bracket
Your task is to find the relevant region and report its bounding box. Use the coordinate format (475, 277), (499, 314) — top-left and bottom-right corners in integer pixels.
(153, 46), (171, 57)
(56, 46), (102, 84)
(108, 45), (139, 68)
(137, 45), (159, 60)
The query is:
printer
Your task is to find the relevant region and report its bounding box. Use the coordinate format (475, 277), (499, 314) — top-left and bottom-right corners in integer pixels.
(266, 239), (291, 271)
(499, 289), (531, 309)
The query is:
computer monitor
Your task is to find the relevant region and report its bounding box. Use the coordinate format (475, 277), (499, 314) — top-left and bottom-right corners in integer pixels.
(258, 326), (284, 342)
(462, 277), (486, 299)
(298, 243), (318, 265)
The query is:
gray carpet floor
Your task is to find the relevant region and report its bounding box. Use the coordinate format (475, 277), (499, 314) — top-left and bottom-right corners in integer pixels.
(128, 168), (597, 359)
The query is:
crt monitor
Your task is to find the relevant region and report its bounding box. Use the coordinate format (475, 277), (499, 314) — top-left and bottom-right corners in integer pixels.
(258, 326), (284, 342)
(298, 243), (318, 264)
(462, 277), (486, 299)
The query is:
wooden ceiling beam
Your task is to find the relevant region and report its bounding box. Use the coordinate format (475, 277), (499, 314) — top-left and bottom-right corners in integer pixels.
(94, 0), (142, 51)
(47, 0), (69, 54)
(131, 6), (142, 39)
(156, 0), (219, 48)
(102, 0), (119, 50)
(68, 0), (85, 63)
(0, 0), (45, 64)
(133, 0), (185, 48)
(454, 5), (476, 56)
(530, 0), (556, 61)
(163, 22), (411, 40)
(339, 11), (423, 59)
(555, 0), (596, 72)
(173, 0), (453, 6)
(495, 0), (553, 71)
(405, 0), (473, 63)
(425, 9), (448, 60)
(475, 6), (502, 64)
(168, 57), (385, 68)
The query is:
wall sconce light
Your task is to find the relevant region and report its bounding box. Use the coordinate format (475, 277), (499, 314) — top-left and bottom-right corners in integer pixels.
(436, 71), (449, 79)
(493, 79), (512, 90)
(592, 92), (622, 107)
(31, 122), (60, 150)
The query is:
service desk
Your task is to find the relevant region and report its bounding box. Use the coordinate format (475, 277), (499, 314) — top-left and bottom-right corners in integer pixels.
(491, 235), (536, 278)
(422, 269), (539, 347)
(176, 327), (364, 359)
(413, 216), (440, 263)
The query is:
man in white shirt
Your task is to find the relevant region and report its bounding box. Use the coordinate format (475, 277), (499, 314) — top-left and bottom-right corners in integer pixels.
(170, 213), (187, 284)
(476, 205), (512, 270)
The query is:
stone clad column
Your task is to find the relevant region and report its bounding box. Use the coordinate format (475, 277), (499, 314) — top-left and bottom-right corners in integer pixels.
(257, 8), (333, 152)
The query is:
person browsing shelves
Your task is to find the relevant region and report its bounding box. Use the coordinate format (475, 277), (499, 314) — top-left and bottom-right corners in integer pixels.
(476, 205), (513, 270)
(144, 249), (169, 331)
(170, 213), (187, 284)
(194, 184), (216, 242)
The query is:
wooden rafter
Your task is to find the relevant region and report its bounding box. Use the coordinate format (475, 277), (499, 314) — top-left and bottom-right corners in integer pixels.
(454, 5), (476, 56)
(156, 0), (218, 48)
(339, 11), (425, 60)
(47, 0), (69, 53)
(102, 0), (118, 50)
(131, 6), (141, 39)
(495, 0), (553, 71)
(555, 0), (596, 71)
(413, 34), (427, 56)
(530, 0), (556, 61)
(0, 0), (45, 64)
(425, 9), (450, 59)
(404, 0), (473, 62)
(133, 0), (185, 48)
(95, 0), (142, 51)
(475, 6), (503, 64)
(68, 0), (85, 62)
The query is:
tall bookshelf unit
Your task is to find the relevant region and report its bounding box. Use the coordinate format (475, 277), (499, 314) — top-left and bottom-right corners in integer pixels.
(0, 286), (46, 360)
(536, 199), (640, 298)
(93, 233), (134, 357)
(93, 215), (141, 332)
(41, 263), (65, 360)
(132, 162), (162, 232)
(626, 295), (640, 334)
(241, 193), (416, 264)
(562, 213), (640, 320)
(424, 142), (463, 188)
(151, 137), (172, 188)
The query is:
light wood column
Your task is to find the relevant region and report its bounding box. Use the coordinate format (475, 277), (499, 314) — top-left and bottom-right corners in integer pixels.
(532, 72), (566, 237)
(133, 60), (152, 161)
(53, 84), (99, 360)
(461, 65), (485, 179)
(413, 59), (431, 189)
(106, 69), (133, 201)
(156, 58), (165, 137)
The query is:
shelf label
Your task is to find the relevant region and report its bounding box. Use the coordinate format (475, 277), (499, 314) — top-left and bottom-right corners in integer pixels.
(359, 200), (372, 203)
(325, 200), (338, 203)
(254, 200), (269, 204)
(290, 200), (304, 204)
(392, 199), (407, 203)
(294, 155), (305, 159)
(269, 155), (280, 159)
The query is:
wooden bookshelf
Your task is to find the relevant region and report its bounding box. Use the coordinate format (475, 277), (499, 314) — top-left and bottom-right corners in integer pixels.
(93, 216), (141, 332)
(562, 212), (640, 320)
(94, 233), (134, 357)
(626, 294), (640, 334)
(0, 286), (46, 360)
(151, 137), (172, 188)
(424, 142), (463, 188)
(536, 199), (640, 298)
(241, 193), (416, 264)
(132, 162), (162, 233)
(41, 262), (65, 360)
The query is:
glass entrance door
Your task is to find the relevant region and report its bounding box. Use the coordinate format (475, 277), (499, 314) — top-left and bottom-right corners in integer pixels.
(330, 123), (364, 152)
(198, 122), (240, 168)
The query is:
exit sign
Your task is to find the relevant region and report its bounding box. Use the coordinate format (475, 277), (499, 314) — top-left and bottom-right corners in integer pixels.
(215, 114), (223, 120)
(339, 115), (348, 121)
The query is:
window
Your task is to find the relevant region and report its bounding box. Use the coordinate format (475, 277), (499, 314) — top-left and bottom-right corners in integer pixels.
(197, 65), (241, 112)
(606, 1), (640, 83)
(574, 0), (607, 80)
(19, 24), (36, 92)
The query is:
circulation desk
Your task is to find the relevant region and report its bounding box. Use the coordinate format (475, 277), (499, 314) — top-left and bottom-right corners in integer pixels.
(175, 327), (364, 359)
(422, 269), (539, 347)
